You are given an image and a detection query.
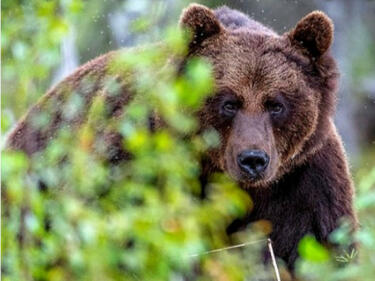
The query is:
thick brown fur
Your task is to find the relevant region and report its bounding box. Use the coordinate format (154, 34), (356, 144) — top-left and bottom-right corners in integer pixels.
(6, 3), (357, 272)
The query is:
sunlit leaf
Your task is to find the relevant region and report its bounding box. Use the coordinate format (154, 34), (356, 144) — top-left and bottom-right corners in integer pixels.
(298, 235), (330, 263)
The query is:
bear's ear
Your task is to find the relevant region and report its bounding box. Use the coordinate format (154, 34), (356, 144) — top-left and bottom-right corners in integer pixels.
(179, 3), (224, 48)
(288, 11), (334, 58)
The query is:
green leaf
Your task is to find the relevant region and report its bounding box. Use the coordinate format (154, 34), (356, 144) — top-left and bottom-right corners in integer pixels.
(298, 235), (330, 263)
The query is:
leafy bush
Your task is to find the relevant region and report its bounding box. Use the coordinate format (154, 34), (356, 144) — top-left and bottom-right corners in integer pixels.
(2, 4), (268, 279)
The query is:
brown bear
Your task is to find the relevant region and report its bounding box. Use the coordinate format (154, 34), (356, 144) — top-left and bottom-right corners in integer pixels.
(6, 3), (357, 271)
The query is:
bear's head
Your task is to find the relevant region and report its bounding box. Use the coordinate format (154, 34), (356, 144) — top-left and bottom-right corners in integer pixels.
(180, 4), (338, 188)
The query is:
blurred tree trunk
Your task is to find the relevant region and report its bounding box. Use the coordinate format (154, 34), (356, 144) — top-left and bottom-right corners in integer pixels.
(52, 29), (79, 85)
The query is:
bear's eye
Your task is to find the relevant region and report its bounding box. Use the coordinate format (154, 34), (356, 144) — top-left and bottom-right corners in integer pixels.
(266, 101), (285, 116)
(221, 101), (239, 117)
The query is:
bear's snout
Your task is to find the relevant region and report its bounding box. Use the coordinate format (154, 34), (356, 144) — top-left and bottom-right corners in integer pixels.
(237, 149), (269, 179)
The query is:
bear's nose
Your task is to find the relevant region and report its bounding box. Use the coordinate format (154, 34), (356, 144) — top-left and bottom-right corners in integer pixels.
(237, 150), (269, 178)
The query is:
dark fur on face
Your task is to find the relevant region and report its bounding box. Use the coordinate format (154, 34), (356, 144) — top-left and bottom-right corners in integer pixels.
(181, 4), (338, 189)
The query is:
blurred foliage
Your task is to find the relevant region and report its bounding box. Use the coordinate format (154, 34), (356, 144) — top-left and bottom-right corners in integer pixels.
(2, 0), (375, 281)
(2, 1), (267, 280)
(1, 0), (84, 128)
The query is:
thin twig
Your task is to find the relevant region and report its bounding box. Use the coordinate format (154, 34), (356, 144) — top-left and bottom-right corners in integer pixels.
(268, 238), (281, 281)
(190, 238), (282, 281)
(189, 238), (268, 257)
